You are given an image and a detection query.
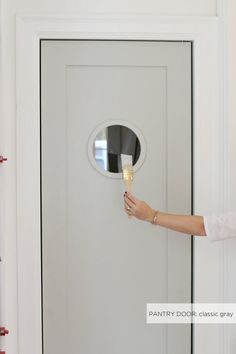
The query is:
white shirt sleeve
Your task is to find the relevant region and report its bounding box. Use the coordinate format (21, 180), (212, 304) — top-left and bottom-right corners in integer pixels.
(203, 212), (236, 242)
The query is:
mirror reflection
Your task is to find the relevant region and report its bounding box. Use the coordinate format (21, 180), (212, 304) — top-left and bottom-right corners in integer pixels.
(94, 125), (141, 173)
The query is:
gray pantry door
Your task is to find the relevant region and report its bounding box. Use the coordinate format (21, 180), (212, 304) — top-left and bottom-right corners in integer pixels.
(41, 40), (192, 354)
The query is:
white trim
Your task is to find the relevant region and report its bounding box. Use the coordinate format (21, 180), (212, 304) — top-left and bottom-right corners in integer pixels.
(217, 0), (232, 353)
(218, 1), (228, 352)
(16, 15), (225, 354)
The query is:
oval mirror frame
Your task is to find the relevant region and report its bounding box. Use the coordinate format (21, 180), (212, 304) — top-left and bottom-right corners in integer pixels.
(87, 120), (146, 179)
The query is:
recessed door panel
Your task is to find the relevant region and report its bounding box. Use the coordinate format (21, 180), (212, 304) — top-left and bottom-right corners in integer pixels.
(41, 40), (192, 354)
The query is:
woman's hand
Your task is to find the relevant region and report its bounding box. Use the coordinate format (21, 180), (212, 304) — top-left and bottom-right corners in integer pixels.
(124, 192), (207, 236)
(124, 192), (155, 222)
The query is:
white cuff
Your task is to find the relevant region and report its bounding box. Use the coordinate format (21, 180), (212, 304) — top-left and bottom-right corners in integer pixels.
(204, 212), (236, 242)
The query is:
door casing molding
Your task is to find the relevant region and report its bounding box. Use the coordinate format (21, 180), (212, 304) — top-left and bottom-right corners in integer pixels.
(15, 14), (225, 354)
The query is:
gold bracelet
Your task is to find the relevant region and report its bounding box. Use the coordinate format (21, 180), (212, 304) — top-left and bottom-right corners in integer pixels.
(151, 211), (159, 225)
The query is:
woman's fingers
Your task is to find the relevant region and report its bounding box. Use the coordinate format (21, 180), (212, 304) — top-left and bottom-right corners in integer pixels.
(125, 192), (137, 205)
(124, 196), (138, 218)
(123, 192), (154, 222)
(125, 208), (133, 216)
(124, 202), (133, 215)
(126, 192), (138, 204)
(124, 198), (136, 210)
(124, 199), (135, 211)
(124, 192), (142, 219)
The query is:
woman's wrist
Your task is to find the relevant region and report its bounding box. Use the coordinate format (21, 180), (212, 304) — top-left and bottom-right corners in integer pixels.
(145, 208), (157, 223)
(151, 210), (159, 225)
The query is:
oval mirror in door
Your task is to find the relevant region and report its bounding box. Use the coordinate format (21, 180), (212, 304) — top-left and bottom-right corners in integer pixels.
(94, 125), (141, 173)
(88, 122), (146, 178)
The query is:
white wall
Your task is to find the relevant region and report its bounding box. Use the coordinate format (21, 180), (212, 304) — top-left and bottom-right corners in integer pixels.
(3, 0), (217, 16)
(223, 0), (236, 352)
(1, 0), (236, 354)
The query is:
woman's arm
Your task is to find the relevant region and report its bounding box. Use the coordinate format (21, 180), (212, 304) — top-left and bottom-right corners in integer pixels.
(124, 192), (206, 237)
(150, 212), (206, 236)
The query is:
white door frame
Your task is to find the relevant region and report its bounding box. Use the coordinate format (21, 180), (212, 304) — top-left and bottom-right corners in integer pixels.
(15, 14), (225, 354)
